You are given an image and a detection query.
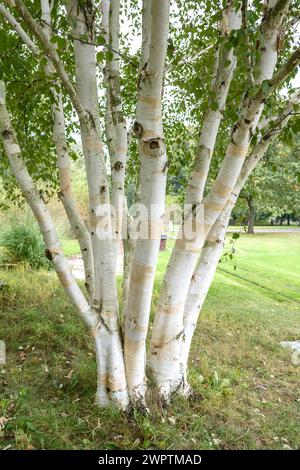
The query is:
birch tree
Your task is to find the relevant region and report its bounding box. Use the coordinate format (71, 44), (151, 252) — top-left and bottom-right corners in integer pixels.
(0, 0), (300, 411)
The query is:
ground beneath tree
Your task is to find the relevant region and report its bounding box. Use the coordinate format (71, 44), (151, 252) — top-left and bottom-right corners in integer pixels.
(228, 227), (300, 233)
(0, 233), (299, 450)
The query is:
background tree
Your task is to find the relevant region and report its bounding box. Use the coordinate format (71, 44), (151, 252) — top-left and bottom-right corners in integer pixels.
(233, 138), (300, 231)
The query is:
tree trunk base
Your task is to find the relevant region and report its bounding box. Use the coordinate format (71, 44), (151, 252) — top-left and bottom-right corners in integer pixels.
(94, 329), (129, 410)
(95, 389), (129, 410)
(95, 389), (111, 408)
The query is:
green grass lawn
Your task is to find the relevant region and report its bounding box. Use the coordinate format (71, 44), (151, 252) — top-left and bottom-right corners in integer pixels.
(221, 233), (300, 303)
(228, 225), (300, 230)
(61, 238), (81, 257)
(0, 233), (299, 450)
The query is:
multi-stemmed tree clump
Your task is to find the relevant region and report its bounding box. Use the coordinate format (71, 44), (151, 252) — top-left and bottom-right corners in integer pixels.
(0, 0), (300, 410)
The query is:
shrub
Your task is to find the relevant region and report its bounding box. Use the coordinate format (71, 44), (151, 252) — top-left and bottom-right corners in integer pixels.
(0, 223), (51, 270)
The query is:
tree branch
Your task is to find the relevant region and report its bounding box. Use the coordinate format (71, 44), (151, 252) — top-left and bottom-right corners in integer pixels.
(9, 0), (87, 119)
(0, 80), (98, 330)
(242, 0), (254, 84)
(40, 0), (95, 300)
(165, 44), (214, 74)
(0, 3), (39, 54)
(270, 47), (300, 89)
(239, 88), (300, 186)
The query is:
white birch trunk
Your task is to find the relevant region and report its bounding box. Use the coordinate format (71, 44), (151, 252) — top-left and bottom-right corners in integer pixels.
(40, 0), (94, 299)
(180, 87), (300, 391)
(180, 200), (235, 395)
(121, 0), (152, 317)
(108, 0), (127, 243)
(3, 0), (297, 411)
(0, 82), (98, 333)
(124, 0), (170, 406)
(3, 0), (128, 410)
(149, 0), (290, 399)
(53, 93), (95, 299)
(102, 0), (128, 275)
(149, 3), (242, 398)
(139, 0), (152, 72)
(66, 1), (128, 409)
(122, 210), (135, 318)
(203, 0), (290, 232)
(186, 2), (242, 204)
(0, 78), (120, 408)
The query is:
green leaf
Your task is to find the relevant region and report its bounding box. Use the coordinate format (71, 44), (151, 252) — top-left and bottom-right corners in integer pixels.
(56, 36), (66, 50)
(105, 51), (114, 62)
(262, 80), (270, 95)
(210, 101), (219, 112)
(96, 51), (105, 63)
(96, 35), (106, 45)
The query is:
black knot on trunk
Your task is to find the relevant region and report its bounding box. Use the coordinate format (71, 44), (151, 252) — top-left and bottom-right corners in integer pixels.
(133, 121), (143, 138)
(2, 129), (12, 140)
(149, 139), (159, 149)
(142, 137), (165, 157)
(114, 161), (123, 171)
(45, 249), (54, 261)
(192, 203), (197, 216)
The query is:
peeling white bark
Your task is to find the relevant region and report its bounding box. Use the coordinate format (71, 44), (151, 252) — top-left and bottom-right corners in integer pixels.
(2, 0), (298, 411)
(180, 88), (300, 391)
(149, 0), (290, 399)
(66, 0), (128, 409)
(40, 0), (95, 300)
(149, 2), (242, 399)
(102, 0), (128, 274)
(0, 82), (97, 332)
(0, 3), (39, 54)
(124, 0), (170, 405)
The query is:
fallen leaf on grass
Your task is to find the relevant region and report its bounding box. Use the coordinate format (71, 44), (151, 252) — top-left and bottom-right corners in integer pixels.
(0, 416), (9, 430)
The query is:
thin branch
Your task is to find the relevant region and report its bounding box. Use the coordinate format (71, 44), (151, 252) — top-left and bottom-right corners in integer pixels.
(39, 18), (139, 69)
(240, 87), (300, 183)
(249, 47), (300, 106)
(165, 44), (214, 74)
(270, 47), (300, 89)
(0, 80), (98, 331)
(0, 3), (40, 54)
(242, 0), (254, 85)
(10, 0), (87, 119)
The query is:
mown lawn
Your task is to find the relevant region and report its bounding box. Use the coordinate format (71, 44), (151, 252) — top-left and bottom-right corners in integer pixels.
(61, 238), (81, 257)
(0, 233), (299, 450)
